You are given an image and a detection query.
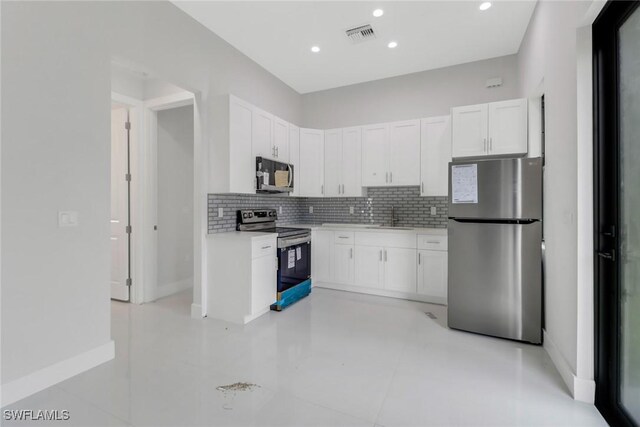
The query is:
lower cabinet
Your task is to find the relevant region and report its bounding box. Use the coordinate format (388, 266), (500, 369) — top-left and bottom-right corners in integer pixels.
(313, 229), (448, 305)
(417, 250), (448, 303)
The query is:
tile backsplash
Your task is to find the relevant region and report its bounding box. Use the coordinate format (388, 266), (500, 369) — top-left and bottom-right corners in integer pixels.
(208, 186), (448, 233)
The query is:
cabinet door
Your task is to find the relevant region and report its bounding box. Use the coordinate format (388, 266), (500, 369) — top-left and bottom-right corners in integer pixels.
(451, 104), (488, 158)
(312, 230), (333, 283)
(323, 129), (343, 197)
(362, 124), (389, 187)
(229, 96), (255, 193)
(383, 247), (417, 293)
(289, 124), (300, 197)
(420, 116), (451, 197)
(355, 245), (384, 289)
(251, 254), (277, 314)
(252, 107), (274, 159)
(299, 128), (325, 197)
(389, 120), (421, 186)
(333, 244), (355, 285)
(488, 98), (528, 156)
(417, 250), (448, 301)
(342, 126), (363, 197)
(273, 116), (289, 162)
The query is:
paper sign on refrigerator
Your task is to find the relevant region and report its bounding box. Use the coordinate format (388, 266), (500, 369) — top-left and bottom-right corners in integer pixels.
(451, 164), (478, 204)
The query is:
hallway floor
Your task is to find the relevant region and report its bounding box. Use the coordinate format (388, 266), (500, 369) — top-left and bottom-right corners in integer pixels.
(4, 289), (606, 426)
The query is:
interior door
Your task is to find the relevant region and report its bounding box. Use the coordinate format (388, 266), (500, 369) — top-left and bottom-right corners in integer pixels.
(389, 120), (421, 186)
(323, 129), (342, 197)
(341, 126), (362, 196)
(362, 124), (389, 186)
(594, 3), (640, 426)
(110, 106), (130, 301)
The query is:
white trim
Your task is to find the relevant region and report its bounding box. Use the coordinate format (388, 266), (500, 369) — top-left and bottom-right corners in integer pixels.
(144, 91), (194, 112)
(1, 341), (114, 407)
(543, 330), (595, 403)
(154, 278), (193, 300)
(314, 281), (447, 306)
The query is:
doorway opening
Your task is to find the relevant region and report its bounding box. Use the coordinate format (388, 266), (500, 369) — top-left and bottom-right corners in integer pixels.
(110, 61), (201, 314)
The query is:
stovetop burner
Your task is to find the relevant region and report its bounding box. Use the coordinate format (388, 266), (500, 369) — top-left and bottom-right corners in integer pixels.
(236, 209), (310, 239)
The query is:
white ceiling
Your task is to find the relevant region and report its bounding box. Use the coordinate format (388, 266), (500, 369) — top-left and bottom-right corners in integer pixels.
(173, 1), (537, 94)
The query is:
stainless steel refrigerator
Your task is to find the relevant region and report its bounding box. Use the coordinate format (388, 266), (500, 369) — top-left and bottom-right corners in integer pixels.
(447, 157), (542, 344)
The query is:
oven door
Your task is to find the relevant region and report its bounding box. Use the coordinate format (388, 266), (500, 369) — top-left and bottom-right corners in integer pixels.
(277, 237), (311, 293)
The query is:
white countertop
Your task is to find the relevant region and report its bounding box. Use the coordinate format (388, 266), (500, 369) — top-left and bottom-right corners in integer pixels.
(283, 223), (447, 235)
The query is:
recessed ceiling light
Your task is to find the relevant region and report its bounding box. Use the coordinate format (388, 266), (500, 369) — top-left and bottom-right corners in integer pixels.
(373, 9), (384, 17)
(387, 41), (398, 49)
(479, 2), (492, 11)
(311, 46), (320, 53)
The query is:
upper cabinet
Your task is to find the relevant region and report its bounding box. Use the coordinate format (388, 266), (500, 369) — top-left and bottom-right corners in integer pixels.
(362, 120), (420, 187)
(251, 106), (274, 159)
(451, 98), (527, 159)
(420, 116), (451, 197)
(324, 127), (363, 197)
(299, 128), (324, 197)
(272, 116), (289, 162)
(289, 124), (300, 197)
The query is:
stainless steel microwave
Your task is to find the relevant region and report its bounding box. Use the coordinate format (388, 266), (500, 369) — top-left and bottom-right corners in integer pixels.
(256, 157), (294, 194)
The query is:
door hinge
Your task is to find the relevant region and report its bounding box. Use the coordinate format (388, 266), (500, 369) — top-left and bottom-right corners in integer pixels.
(126, 225), (132, 234)
(125, 278), (132, 287)
(125, 173), (132, 182)
(125, 121), (131, 130)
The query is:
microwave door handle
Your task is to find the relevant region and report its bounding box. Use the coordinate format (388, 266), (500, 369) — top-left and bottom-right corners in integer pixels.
(287, 163), (293, 187)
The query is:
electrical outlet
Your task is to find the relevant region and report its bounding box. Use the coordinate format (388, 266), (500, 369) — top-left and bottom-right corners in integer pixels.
(430, 206), (437, 216)
(309, 206), (314, 214)
(349, 206), (355, 214)
(279, 206), (283, 215)
(218, 207), (224, 218)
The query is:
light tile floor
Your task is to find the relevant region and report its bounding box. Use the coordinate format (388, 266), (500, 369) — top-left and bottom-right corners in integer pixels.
(4, 289), (607, 426)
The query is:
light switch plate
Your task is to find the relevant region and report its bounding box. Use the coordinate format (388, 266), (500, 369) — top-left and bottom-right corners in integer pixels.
(309, 206), (314, 214)
(218, 207), (224, 218)
(349, 206), (355, 214)
(58, 211), (79, 227)
(430, 206), (437, 216)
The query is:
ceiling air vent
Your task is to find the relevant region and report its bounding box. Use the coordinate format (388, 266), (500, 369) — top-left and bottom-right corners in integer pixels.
(345, 24), (376, 44)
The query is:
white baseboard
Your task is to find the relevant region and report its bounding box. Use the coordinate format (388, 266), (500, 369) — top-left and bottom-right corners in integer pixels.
(315, 281), (447, 306)
(155, 277), (192, 301)
(1, 340), (115, 407)
(543, 330), (595, 403)
(191, 303), (203, 319)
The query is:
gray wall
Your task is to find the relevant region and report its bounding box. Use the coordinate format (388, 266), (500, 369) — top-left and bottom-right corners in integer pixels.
(1, 0), (301, 391)
(208, 189), (448, 233)
(157, 105), (194, 294)
(301, 55), (519, 129)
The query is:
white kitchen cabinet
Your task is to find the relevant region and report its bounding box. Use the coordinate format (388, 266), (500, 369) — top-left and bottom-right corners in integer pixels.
(341, 126), (363, 196)
(451, 98), (528, 158)
(227, 95), (255, 194)
(323, 129), (342, 197)
(362, 124), (389, 186)
(451, 103), (488, 158)
(488, 98), (528, 156)
(389, 120), (421, 186)
(362, 120), (420, 187)
(355, 245), (384, 289)
(383, 247), (417, 293)
(272, 116), (289, 162)
(420, 116), (451, 197)
(417, 250), (448, 303)
(252, 106), (274, 159)
(324, 127), (363, 197)
(333, 243), (355, 285)
(299, 128), (324, 197)
(289, 124), (301, 197)
(312, 229), (333, 283)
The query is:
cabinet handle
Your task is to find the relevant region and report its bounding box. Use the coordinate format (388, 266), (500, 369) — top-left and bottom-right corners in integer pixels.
(338, 236), (349, 239)
(272, 146), (275, 157)
(390, 172), (393, 183)
(483, 138), (487, 152)
(418, 252), (421, 265)
(385, 172), (388, 183)
(341, 184), (345, 194)
(421, 182), (424, 194)
(275, 146), (279, 157)
(379, 250), (382, 261)
(261, 245), (272, 249)
(321, 184), (324, 195)
(384, 250), (387, 262)
(338, 185), (341, 194)
(350, 248), (353, 259)
(489, 137), (492, 152)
